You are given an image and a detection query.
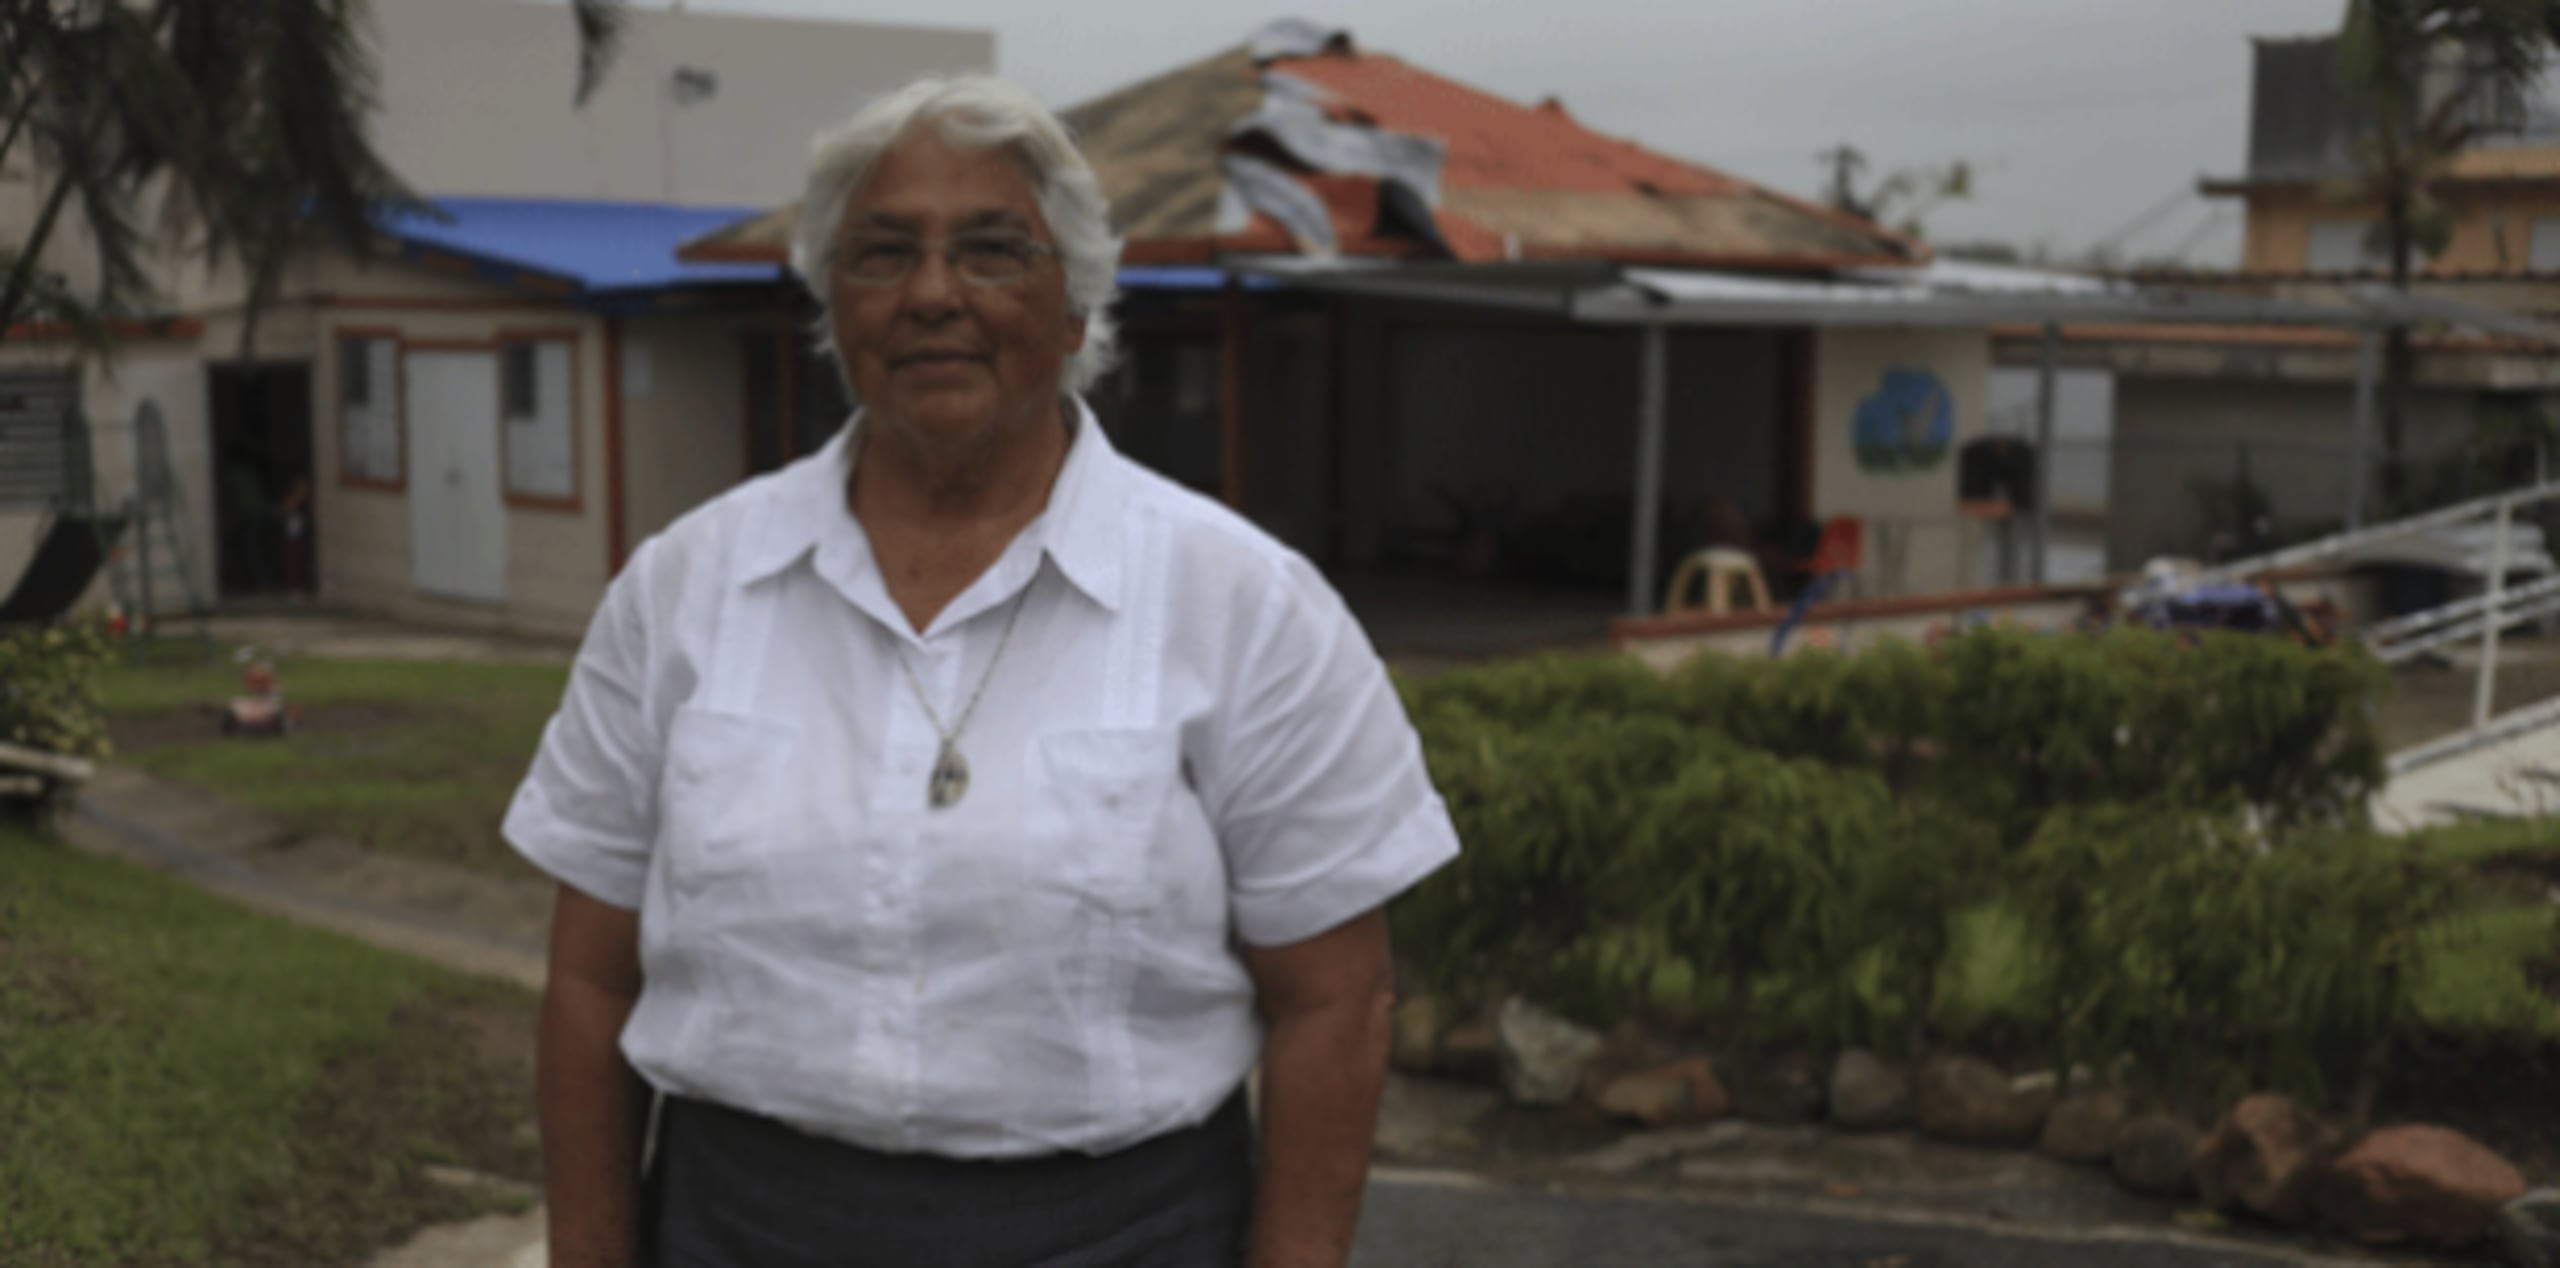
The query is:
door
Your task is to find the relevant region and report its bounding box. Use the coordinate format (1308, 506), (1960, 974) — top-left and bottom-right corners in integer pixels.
(404, 349), (507, 603)
(208, 363), (316, 599)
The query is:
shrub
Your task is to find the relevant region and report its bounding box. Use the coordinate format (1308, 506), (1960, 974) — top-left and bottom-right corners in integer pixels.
(1391, 703), (1710, 1011)
(2008, 805), (2455, 1101)
(0, 622), (115, 760)
(1588, 747), (1893, 1041)
(1390, 627), (2456, 1103)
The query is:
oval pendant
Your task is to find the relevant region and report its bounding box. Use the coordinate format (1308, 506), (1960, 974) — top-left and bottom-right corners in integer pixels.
(928, 741), (970, 810)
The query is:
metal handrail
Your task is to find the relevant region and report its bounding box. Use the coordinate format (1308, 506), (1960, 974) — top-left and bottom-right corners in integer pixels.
(2375, 587), (2560, 665)
(2364, 570), (2560, 645)
(2155, 478), (2560, 599)
(2137, 477), (2560, 777)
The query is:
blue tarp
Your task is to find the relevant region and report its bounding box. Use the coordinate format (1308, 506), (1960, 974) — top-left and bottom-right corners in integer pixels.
(373, 197), (785, 297)
(1115, 266), (1276, 292)
(371, 200), (1279, 303)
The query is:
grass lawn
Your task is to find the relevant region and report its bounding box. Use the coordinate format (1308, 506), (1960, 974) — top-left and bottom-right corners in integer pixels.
(95, 648), (569, 877)
(0, 823), (540, 1267)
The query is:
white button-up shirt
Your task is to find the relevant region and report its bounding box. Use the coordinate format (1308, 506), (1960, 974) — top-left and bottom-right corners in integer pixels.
(503, 399), (1461, 1159)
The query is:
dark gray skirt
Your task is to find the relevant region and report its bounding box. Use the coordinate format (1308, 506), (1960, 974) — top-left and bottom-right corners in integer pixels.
(645, 1088), (1254, 1267)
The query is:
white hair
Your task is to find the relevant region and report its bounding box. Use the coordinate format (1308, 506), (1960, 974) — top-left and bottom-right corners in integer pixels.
(793, 75), (1123, 395)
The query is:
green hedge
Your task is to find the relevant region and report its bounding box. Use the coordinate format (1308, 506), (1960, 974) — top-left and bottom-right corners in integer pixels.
(1390, 627), (2541, 1103)
(0, 622), (114, 760)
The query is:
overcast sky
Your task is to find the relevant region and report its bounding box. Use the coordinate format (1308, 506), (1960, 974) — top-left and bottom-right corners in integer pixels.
(647, 0), (2349, 266)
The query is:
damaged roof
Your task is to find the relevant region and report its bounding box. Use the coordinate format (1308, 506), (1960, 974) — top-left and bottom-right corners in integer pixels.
(682, 23), (1921, 272)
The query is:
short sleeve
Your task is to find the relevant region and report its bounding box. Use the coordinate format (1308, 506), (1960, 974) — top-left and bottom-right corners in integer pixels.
(1196, 555), (1461, 947)
(502, 549), (663, 910)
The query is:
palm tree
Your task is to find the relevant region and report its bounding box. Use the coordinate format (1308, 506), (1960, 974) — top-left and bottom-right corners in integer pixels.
(2334, 0), (2560, 506)
(0, 0), (626, 354)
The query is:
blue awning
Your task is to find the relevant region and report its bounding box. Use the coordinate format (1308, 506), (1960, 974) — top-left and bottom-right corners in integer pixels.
(1116, 266), (1277, 292)
(372, 198), (789, 306)
(370, 201), (1277, 309)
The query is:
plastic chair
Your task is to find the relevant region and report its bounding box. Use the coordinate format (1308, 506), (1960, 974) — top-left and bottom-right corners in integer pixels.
(1663, 547), (1773, 616)
(1804, 517), (1863, 577)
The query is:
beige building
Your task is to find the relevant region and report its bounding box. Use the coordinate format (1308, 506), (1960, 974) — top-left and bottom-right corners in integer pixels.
(2202, 34), (2560, 315)
(0, 0), (988, 632)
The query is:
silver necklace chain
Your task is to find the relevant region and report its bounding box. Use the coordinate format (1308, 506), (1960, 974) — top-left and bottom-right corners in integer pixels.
(897, 580), (1032, 754)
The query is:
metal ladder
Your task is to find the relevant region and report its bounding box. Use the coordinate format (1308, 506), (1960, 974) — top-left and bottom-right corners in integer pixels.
(105, 399), (213, 648)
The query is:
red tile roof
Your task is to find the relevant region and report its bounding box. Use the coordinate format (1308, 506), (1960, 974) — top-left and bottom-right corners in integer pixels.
(681, 35), (1919, 271)
(1271, 54), (1743, 197)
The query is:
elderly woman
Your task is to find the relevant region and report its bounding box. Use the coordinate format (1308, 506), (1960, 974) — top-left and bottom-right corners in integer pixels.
(504, 75), (1460, 1267)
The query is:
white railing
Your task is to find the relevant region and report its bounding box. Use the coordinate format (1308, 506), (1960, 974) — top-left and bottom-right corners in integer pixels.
(2142, 480), (2560, 774)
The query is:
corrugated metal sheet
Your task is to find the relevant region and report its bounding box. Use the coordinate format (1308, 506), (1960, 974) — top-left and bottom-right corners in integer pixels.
(1240, 256), (2555, 338)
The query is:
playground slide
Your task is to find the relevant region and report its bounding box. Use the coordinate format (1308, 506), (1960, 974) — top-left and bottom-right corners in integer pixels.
(0, 514), (128, 625)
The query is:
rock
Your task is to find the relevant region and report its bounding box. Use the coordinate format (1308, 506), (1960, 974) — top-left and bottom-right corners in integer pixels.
(1594, 1056), (1730, 1127)
(1390, 994), (1447, 1074)
(2109, 1114), (2202, 1197)
(2190, 1093), (2340, 1224)
(2309, 1124), (2528, 1246)
(1729, 1052), (1827, 1125)
(1495, 997), (1604, 1106)
(2039, 1089), (2130, 1164)
(1828, 1048), (1912, 1131)
(2496, 1188), (2560, 1268)
(1914, 1054), (2049, 1145)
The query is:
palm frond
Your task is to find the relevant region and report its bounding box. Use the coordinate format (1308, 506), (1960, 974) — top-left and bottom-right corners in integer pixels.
(573, 0), (629, 107)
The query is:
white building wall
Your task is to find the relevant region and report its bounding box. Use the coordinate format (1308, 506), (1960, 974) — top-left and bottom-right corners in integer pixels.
(364, 0), (993, 207)
(1810, 327), (1992, 597)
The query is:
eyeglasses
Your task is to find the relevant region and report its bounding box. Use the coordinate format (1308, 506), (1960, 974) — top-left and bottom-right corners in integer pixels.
(833, 233), (1059, 288)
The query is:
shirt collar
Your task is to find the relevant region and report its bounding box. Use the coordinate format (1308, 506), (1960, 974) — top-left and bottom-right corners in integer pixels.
(731, 398), (1127, 613)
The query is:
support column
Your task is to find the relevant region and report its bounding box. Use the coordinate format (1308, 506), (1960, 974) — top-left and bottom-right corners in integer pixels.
(2475, 497), (2513, 730)
(2346, 329), (2380, 530)
(1628, 323), (1669, 616)
(1219, 275), (1250, 513)
(2031, 320), (2058, 585)
(604, 315), (628, 576)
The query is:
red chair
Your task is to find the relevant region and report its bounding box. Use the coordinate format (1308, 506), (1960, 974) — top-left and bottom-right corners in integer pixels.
(1803, 517), (1863, 578)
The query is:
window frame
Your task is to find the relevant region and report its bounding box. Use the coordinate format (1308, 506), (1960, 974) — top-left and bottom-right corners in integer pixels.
(497, 327), (583, 513)
(334, 327), (406, 492)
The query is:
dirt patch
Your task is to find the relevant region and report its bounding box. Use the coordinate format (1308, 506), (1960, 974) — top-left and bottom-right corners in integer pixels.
(108, 701), (425, 756)
(192, 988), (541, 1268)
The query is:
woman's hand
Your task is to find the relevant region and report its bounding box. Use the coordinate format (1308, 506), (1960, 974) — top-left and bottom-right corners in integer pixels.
(1240, 908), (1398, 1268)
(538, 883), (651, 1268)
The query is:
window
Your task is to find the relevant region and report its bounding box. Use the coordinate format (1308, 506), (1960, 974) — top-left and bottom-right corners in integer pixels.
(0, 368), (80, 510)
(501, 336), (576, 503)
(501, 343), (538, 418)
(2529, 218), (2560, 273)
(337, 334), (400, 485)
(2305, 219), (2388, 273)
(340, 337), (371, 408)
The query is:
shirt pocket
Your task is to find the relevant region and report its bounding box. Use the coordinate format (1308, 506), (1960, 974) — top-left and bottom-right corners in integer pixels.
(1032, 727), (1182, 914)
(657, 704), (800, 892)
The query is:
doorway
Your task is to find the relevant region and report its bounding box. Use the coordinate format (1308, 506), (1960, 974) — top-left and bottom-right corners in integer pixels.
(207, 362), (315, 600)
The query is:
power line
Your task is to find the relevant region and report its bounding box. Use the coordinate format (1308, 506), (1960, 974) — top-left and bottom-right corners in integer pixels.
(2089, 185), (2198, 256)
(2164, 207), (2238, 264)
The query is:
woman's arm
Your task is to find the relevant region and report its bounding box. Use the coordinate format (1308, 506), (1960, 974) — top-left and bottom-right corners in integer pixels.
(1239, 908), (1398, 1268)
(538, 882), (652, 1268)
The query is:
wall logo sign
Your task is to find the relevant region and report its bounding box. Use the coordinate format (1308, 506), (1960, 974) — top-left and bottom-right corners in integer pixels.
(1853, 367), (1953, 474)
